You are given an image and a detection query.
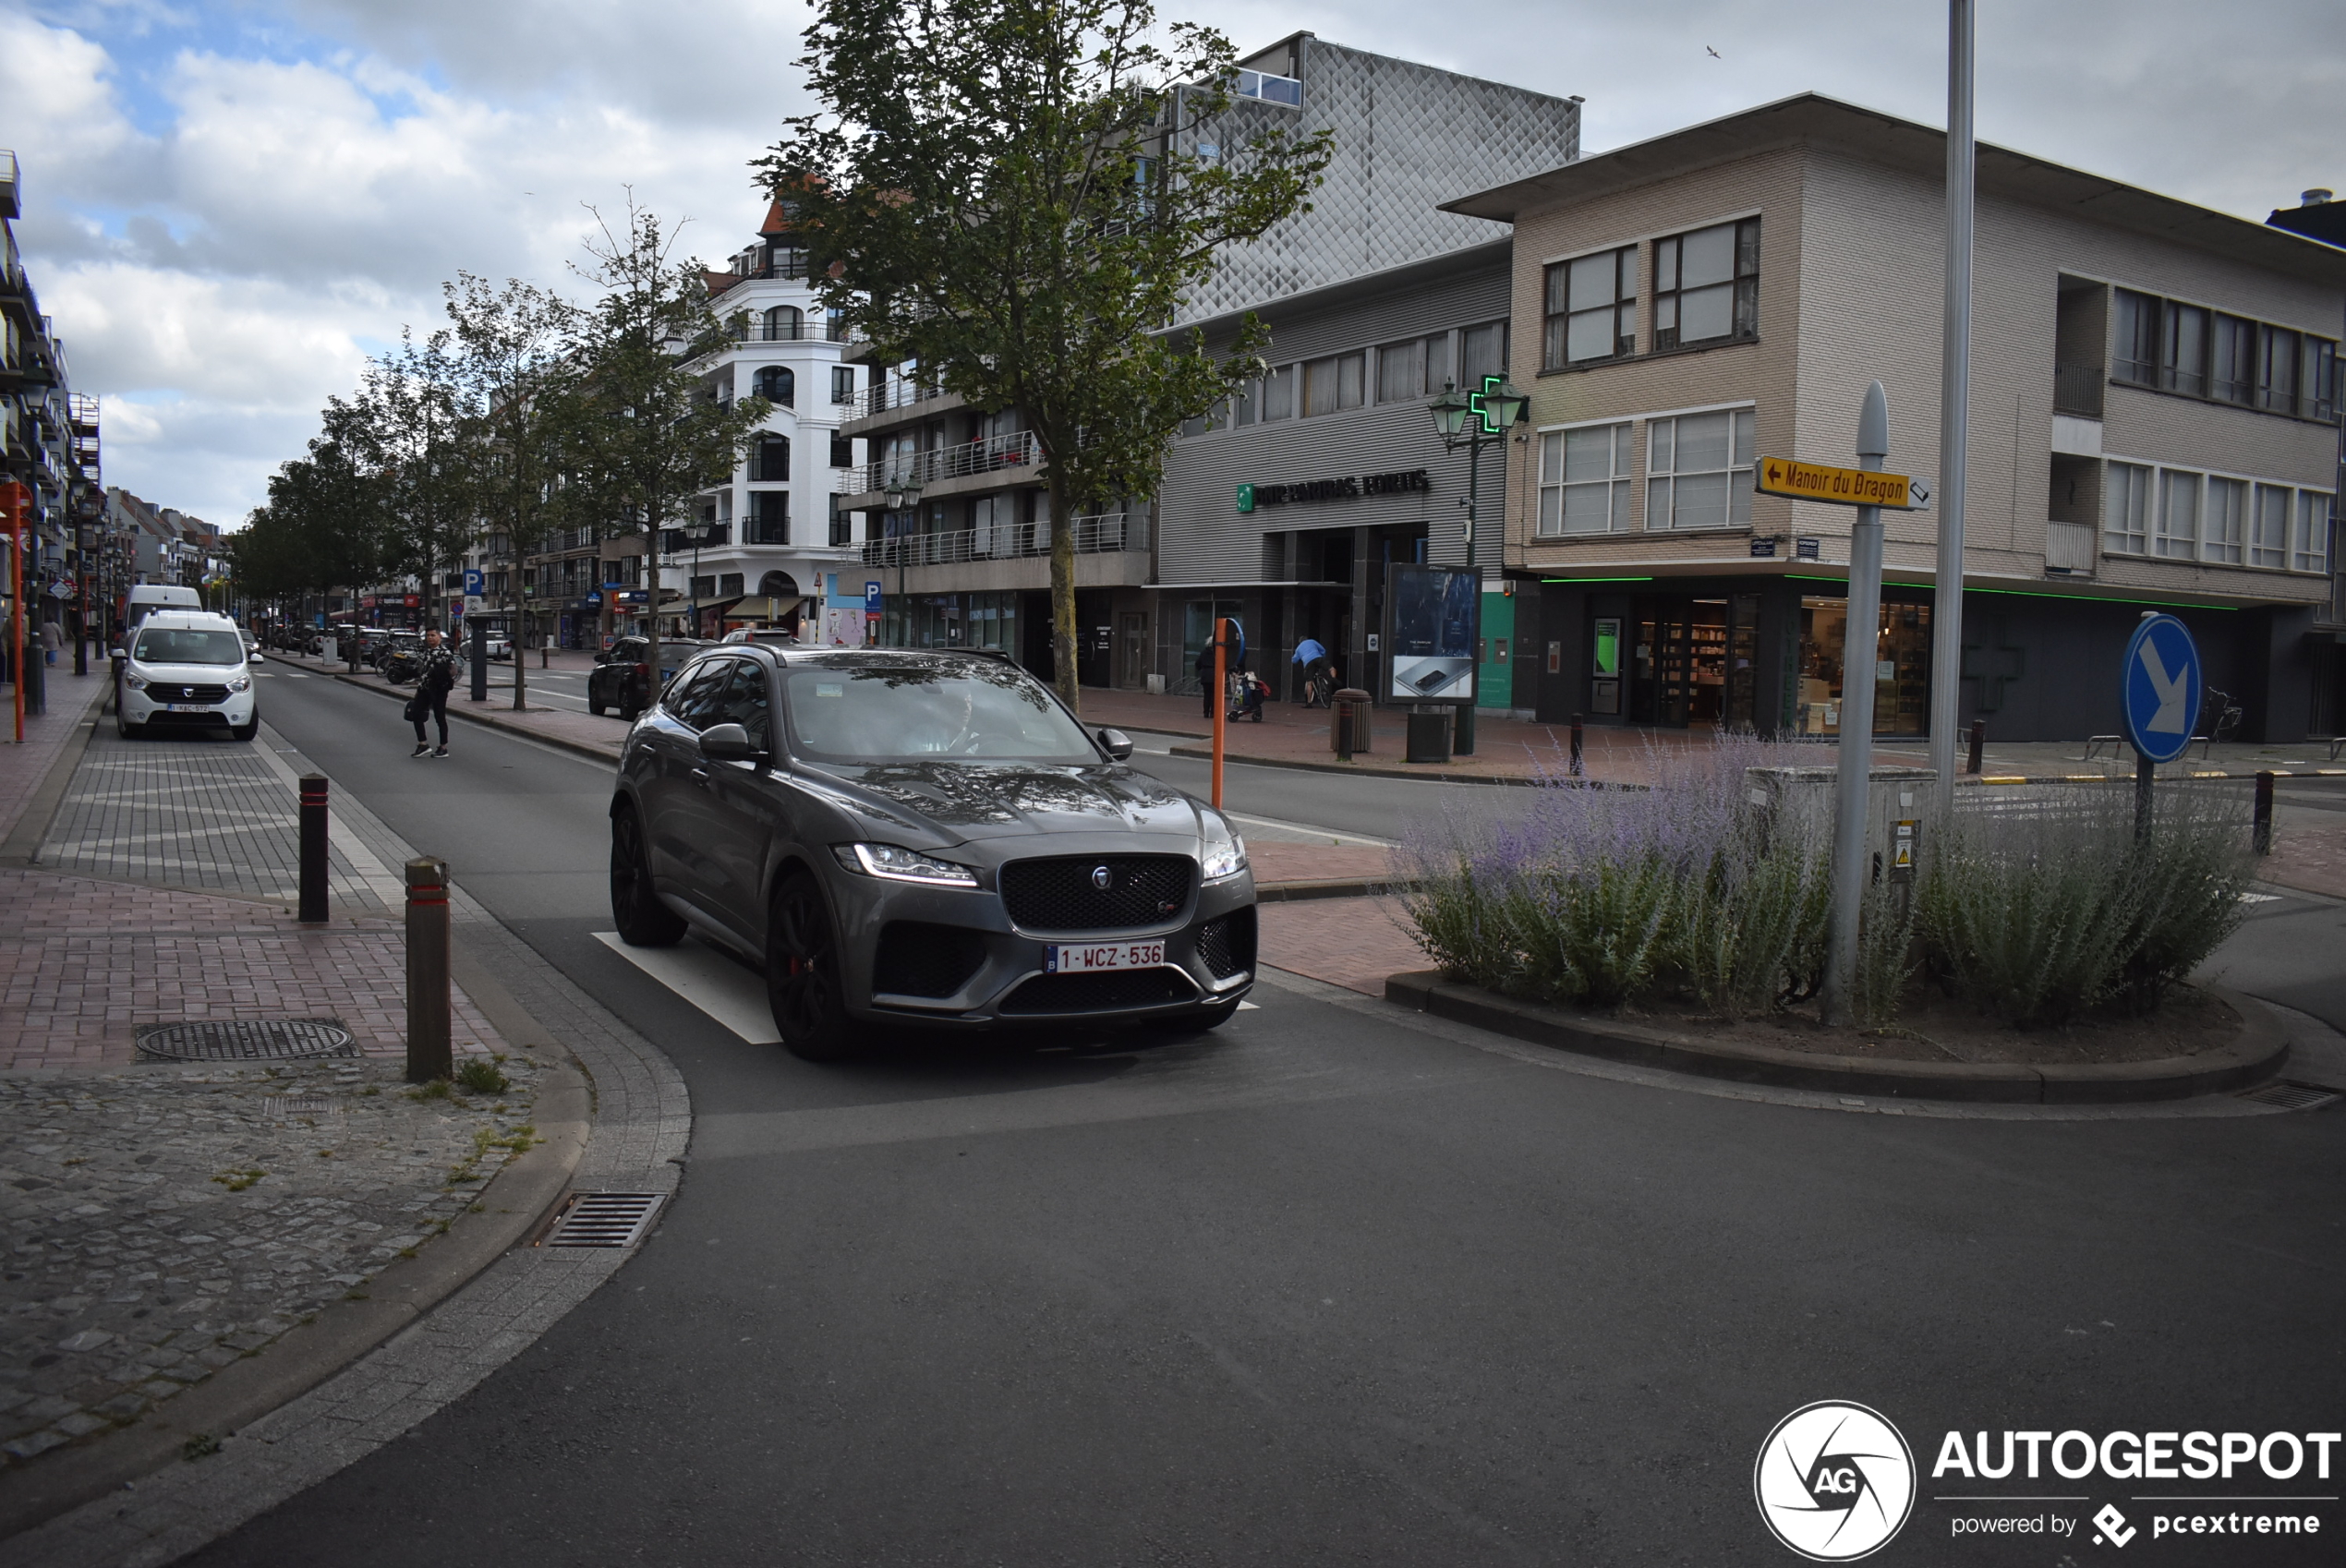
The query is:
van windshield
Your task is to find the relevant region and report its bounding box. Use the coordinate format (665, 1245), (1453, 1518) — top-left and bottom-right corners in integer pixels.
(133, 630), (246, 666)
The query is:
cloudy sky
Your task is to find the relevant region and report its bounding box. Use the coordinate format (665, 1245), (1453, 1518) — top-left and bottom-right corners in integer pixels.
(3, 0), (2340, 528)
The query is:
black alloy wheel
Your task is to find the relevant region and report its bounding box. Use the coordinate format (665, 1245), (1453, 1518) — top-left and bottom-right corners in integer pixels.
(768, 871), (857, 1061)
(610, 805), (685, 947)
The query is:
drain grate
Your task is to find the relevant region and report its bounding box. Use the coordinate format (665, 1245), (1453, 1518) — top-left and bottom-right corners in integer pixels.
(2240, 1081), (2341, 1112)
(261, 1095), (345, 1118)
(538, 1192), (663, 1249)
(137, 1019), (357, 1062)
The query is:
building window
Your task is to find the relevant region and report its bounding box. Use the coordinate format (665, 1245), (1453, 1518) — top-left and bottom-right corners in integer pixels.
(2294, 492), (2333, 574)
(2113, 290), (2159, 387)
(752, 434), (791, 482)
(2250, 482), (2292, 567)
(1229, 376), (1255, 426)
(2160, 303), (2207, 396)
(1544, 247), (1636, 368)
(2211, 315), (2255, 404)
(755, 366), (794, 406)
(2202, 476), (2245, 562)
(764, 305), (802, 341)
(828, 495), (852, 548)
(2257, 326), (2300, 416)
(829, 431), (853, 467)
(747, 491), (789, 545)
(1645, 408), (1756, 530)
(1375, 336), (1446, 403)
(1458, 320), (1507, 386)
(2155, 469), (2199, 559)
(719, 573), (744, 598)
(1653, 219), (1759, 351)
(1301, 352), (1364, 416)
(2103, 462), (2151, 556)
(830, 367), (856, 404)
(2303, 337), (2338, 422)
(826, 308), (849, 344)
(1537, 423), (1632, 536)
(1235, 68), (1302, 107)
(1261, 365), (1295, 421)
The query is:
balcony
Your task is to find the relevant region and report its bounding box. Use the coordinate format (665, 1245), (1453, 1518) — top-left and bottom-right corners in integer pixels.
(731, 318), (817, 343)
(861, 512), (1147, 568)
(2053, 362), (2105, 418)
(742, 513), (792, 546)
(2045, 520), (2097, 574)
(851, 378), (953, 419)
(851, 430), (1039, 496)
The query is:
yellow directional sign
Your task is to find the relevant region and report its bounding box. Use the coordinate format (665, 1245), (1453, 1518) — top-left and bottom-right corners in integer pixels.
(1755, 456), (1916, 510)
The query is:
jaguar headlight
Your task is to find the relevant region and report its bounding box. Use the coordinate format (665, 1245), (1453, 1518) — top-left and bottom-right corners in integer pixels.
(834, 842), (981, 887)
(1200, 820), (1248, 884)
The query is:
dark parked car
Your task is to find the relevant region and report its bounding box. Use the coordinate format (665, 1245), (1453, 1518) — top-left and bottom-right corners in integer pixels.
(608, 648), (1256, 1060)
(588, 636), (712, 718)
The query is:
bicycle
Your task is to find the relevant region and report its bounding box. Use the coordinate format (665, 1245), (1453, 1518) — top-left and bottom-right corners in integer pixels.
(2196, 687), (2244, 756)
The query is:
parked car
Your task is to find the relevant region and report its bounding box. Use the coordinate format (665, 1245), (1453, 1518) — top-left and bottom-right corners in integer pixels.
(720, 628), (801, 646)
(607, 646), (1255, 1060)
(481, 632), (512, 661)
(587, 636), (712, 718)
(115, 610), (259, 742)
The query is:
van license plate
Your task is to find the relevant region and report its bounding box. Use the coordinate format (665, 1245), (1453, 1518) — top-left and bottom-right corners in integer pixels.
(165, 703), (214, 712)
(1045, 942), (1165, 973)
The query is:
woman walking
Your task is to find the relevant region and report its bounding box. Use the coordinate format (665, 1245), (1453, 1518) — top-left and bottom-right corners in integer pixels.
(409, 628), (457, 758)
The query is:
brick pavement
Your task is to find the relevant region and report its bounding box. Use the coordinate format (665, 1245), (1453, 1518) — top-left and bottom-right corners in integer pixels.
(0, 671), (108, 843)
(0, 1056), (543, 1468)
(1259, 896), (1425, 996)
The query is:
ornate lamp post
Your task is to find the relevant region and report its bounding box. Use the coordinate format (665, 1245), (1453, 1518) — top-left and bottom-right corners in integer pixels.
(1428, 374), (1529, 754)
(681, 516), (717, 639)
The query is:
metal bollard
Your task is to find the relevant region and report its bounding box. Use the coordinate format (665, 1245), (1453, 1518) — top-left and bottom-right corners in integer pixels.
(1965, 719), (1985, 775)
(1570, 714), (1585, 778)
(297, 774), (330, 924)
(2254, 770), (2274, 856)
(405, 857), (452, 1083)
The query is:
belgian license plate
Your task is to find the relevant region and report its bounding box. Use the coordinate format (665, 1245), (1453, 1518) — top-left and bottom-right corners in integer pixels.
(1046, 942), (1165, 973)
(165, 703), (213, 712)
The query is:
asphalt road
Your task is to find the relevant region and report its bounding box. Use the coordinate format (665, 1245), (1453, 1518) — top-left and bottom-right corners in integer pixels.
(180, 670), (2346, 1567)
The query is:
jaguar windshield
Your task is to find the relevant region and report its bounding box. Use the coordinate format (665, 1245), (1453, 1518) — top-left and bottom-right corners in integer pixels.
(782, 659), (1100, 765)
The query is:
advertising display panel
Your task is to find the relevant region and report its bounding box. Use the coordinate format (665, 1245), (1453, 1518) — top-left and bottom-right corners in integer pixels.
(1384, 563), (1478, 704)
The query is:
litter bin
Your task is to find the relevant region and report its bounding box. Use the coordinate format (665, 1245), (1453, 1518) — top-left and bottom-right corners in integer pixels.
(1332, 688), (1373, 759)
(1405, 704), (1453, 765)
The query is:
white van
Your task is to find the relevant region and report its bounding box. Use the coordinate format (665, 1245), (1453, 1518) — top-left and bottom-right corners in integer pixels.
(123, 584), (203, 633)
(117, 610), (259, 742)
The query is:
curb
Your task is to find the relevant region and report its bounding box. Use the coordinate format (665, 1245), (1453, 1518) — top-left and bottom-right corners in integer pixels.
(1257, 877), (1415, 902)
(1382, 971), (2291, 1104)
(0, 959), (590, 1541)
(0, 681), (111, 864)
(1168, 744), (1544, 788)
(318, 665), (623, 767)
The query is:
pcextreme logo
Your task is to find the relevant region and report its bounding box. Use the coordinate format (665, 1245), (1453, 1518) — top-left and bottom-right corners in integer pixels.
(1754, 1401), (1917, 1561)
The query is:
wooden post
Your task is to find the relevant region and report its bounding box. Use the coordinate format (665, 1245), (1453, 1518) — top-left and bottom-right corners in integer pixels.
(405, 857), (452, 1082)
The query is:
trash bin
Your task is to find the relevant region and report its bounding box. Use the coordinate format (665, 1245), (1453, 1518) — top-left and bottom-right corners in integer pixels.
(1405, 705), (1452, 765)
(1332, 688), (1373, 759)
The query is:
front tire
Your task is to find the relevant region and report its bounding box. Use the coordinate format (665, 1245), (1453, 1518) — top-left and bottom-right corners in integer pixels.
(768, 871), (856, 1062)
(610, 805), (686, 947)
(231, 718), (258, 742)
(116, 708), (141, 740)
(588, 691), (607, 717)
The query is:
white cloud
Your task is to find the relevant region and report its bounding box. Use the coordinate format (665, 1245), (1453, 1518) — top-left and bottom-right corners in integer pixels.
(5, 0), (2340, 529)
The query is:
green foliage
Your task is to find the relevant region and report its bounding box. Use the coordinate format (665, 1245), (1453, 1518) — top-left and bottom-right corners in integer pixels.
(1678, 826), (1832, 1019)
(1917, 786), (2252, 1025)
(453, 1058), (510, 1095)
(758, 0), (1331, 708)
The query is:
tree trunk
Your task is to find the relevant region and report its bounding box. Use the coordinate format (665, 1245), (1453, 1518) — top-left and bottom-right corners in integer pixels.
(644, 513), (661, 718)
(1047, 478), (1079, 716)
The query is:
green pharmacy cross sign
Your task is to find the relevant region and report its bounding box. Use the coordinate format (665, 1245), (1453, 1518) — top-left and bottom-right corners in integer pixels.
(1467, 373), (1511, 436)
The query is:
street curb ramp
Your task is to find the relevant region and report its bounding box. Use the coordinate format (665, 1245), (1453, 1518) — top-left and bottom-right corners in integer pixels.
(0, 956), (591, 1541)
(1383, 971), (2291, 1104)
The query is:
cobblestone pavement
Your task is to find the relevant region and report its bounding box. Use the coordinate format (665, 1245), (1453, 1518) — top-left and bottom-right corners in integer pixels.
(0, 1052), (543, 1470)
(0, 872), (504, 1071)
(39, 725), (383, 911)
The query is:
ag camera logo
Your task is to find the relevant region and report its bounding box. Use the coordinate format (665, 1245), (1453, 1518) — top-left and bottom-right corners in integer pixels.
(1755, 1401), (1917, 1561)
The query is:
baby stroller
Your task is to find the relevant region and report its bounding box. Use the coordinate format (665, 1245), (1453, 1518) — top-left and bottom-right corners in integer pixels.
(1227, 670), (1267, 723)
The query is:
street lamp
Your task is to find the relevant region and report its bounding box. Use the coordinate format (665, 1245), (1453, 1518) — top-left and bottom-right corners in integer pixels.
(882, 479), (921, 646)
(1428, 374), (1529, 755)
(682, 515), (717, 638)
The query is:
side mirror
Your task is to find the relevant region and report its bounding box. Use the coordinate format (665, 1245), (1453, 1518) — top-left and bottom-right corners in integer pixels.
(110, 647), (125, 660)
(1096, 727), (1134, 762)
(698, 722), (761, 763)
(592, 651), (609, 664)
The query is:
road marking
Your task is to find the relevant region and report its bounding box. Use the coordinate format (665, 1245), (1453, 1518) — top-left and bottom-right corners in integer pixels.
(1225, 811), (1393, 848)
(595, 930), (778, 1043)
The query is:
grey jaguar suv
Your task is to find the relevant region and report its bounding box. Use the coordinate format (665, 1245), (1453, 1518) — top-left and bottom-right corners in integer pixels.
(609, 646), (1257, 1060)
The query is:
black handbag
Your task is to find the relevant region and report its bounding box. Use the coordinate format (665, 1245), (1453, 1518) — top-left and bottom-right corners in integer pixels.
(403, 694), (423, 723)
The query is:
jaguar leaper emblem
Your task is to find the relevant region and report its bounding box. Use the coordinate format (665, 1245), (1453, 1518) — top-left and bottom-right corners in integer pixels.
(1090, 864), (1113, 891)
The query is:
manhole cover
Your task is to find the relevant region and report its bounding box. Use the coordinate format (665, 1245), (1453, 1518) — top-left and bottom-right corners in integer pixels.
(538, 1192), (663, 1249)
(136, 1019), (357, 1062)
(261, 1095), (346, 1118)
(2239, 1080), (2340, 1112)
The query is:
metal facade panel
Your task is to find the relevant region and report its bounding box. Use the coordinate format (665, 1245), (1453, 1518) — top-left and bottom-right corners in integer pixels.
(1175, 38), (1578, 325)
(1159, 252), (1514, 585)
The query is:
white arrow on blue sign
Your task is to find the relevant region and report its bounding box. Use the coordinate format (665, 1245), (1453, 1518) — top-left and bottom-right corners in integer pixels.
(2121, 613), (2202, 765)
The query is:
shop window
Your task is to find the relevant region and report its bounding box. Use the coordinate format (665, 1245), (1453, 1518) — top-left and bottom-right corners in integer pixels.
(1537, 423), (1632, 535)
(1645, 407), (1756, 530)
(1796, 597), (1931, 737)
(2103, 462), (2151, 555)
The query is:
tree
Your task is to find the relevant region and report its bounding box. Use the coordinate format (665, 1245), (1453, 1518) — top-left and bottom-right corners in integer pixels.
(756, 0), (1330, 711)
(348, 329), (472, 635)
(442, 272), (586, 712)
(251, 428), (396, 618)
(568, 196), (774, 698)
